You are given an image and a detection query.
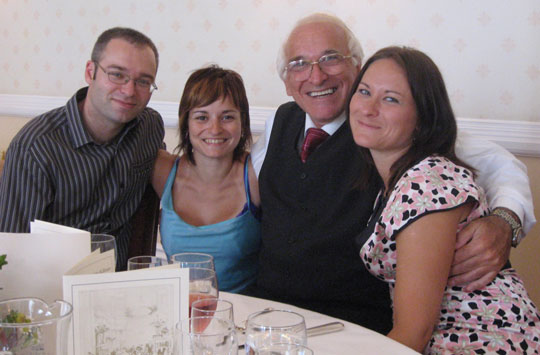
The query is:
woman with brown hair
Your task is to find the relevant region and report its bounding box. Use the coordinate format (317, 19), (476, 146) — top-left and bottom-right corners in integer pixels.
(152, 65), (260, 293)
(349, 46), (540, 354)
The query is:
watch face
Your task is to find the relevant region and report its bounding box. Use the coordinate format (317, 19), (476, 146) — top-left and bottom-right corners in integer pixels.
(512, 227), (523, 247)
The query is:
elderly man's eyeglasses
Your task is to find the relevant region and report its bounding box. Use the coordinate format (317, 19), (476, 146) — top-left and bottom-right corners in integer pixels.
(94, 62), (158, 93)
(285, 53), (353, 81)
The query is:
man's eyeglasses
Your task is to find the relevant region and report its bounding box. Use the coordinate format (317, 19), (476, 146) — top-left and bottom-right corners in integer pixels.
(285, 53), (353, 81)
(94, 62), (158, 93)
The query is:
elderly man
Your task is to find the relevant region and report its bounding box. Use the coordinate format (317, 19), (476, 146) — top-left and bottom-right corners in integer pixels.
(0, 27), (164, 270)
(250, 13), (534, 333)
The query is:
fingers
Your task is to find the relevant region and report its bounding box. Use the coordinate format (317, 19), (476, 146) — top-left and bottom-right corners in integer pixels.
(449, 253), (496, 287)
(451, 242), (505, 277)
(449, 257), (486, 285)
(463, 271), (499, 291)
(454, 223), (476, 249)
(450, 237), (506, 288)
(452, 238), (481, 265)
(449, 215), (513, 291)
(448, 269), (498, 291)
(452, 229), (494, 266)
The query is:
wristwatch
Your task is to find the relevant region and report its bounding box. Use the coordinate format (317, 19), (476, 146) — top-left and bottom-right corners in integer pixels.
(491, 208), (523, 247)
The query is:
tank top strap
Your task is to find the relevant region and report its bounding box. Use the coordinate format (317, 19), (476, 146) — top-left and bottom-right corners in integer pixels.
(162, 157), (181, 207)
(243, 154), (252, 209)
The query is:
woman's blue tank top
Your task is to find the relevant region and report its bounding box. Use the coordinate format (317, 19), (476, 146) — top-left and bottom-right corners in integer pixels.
(160, 156), (261, 293)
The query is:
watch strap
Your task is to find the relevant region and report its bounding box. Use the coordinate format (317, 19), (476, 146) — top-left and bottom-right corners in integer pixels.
(491, 208), (523, 247)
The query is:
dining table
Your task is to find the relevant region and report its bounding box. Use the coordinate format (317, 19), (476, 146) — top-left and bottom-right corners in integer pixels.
(220, 291), (419, 355)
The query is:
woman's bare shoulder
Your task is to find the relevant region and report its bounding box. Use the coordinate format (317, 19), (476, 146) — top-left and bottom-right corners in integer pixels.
(152, 149), (178, 197)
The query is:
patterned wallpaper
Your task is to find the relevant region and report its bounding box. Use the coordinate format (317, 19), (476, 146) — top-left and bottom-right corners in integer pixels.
(1, 0), (539, 122)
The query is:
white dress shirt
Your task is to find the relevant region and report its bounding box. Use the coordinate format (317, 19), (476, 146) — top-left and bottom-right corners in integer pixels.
(251, 109), (536, 235)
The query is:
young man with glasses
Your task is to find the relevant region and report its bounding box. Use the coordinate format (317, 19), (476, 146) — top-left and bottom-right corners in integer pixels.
(0, 27), (164, 270)
(249, 13), (534, 333)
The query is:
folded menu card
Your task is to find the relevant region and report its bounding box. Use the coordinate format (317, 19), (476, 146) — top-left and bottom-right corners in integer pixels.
(63, 267), (189, 355)
(0, 221), (91, 302)
(31, 219), (116, 275)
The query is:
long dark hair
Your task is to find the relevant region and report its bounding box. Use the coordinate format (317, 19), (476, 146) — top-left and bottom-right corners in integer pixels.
(177, 65), (252, 164)
(347, 46), (472, 191)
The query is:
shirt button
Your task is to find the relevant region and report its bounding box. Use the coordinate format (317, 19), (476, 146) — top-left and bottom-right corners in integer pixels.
(300, 173), (307, 180)
(287, 238), (295, 244)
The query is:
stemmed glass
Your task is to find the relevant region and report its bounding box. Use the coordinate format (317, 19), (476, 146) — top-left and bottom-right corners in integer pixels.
(245, 310), (307, 354)
(126, 255), (167, 270)
(189, 268), (219, 317)
(171, 252), (215, 270)
(175, 317), (237, 354)
(191, 298), (234, 322)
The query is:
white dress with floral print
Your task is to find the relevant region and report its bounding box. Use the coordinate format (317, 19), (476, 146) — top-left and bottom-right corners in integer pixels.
(360, 156), (540, 354)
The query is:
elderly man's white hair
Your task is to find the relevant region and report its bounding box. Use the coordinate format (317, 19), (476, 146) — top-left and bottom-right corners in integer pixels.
(276, 13), (364, 81)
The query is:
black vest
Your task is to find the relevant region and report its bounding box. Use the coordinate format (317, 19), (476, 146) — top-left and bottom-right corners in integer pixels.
(257, 102), (392, 333)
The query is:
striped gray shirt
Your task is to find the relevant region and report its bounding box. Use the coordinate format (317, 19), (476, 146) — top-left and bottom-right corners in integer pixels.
(0, 87), (164, 269)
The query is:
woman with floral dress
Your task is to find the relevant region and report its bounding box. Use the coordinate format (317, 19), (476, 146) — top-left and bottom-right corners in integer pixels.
(348, 46), (540, 354)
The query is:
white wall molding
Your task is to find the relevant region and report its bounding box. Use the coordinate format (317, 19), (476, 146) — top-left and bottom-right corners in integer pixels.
(1, 94), (539, 157)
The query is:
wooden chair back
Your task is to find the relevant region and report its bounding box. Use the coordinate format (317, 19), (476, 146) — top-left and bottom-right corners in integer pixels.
(127, 183), (160, 258)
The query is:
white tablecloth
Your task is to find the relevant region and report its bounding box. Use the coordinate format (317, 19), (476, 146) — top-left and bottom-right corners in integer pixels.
(220, 292), (419, 355)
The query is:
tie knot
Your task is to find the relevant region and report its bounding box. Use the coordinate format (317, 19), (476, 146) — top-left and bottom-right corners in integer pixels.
(301, 128), (329, 163)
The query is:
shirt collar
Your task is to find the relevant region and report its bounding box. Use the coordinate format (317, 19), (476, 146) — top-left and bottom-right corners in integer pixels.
(67, 87), (140, 149)
(66, 87), (93, 149)
(304, 111), (347, 136)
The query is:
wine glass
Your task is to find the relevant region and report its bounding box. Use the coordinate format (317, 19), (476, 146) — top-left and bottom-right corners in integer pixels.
(245, 310), (307, 353)
(91, 233), (117, 271)
(189, 268), (219, 317)
(191, 298), (234, 322)
(175, 317), (237, 354)
(127, 255), (167, 270)
(170, 252), (215, 270)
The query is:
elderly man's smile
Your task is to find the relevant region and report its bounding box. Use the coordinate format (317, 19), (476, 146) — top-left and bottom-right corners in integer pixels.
(307, 87), (337, 97)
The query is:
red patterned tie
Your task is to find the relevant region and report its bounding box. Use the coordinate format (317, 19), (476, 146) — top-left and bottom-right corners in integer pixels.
(301, 128), (329, 163)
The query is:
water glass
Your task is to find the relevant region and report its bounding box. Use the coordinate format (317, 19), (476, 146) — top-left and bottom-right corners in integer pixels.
(245, 310), (307, 353)
(171, 252), (215, 270)
(256, 343), (314, 355)
(127, 255), (166, 270)
(0, 298), (72, 354)
(91, 233), (117, 266)
(191, 298), (234, 322)
(175, 316), (237, 354)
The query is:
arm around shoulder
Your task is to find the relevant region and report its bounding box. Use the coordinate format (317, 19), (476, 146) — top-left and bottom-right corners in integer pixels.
(455, 130), (535, 235)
